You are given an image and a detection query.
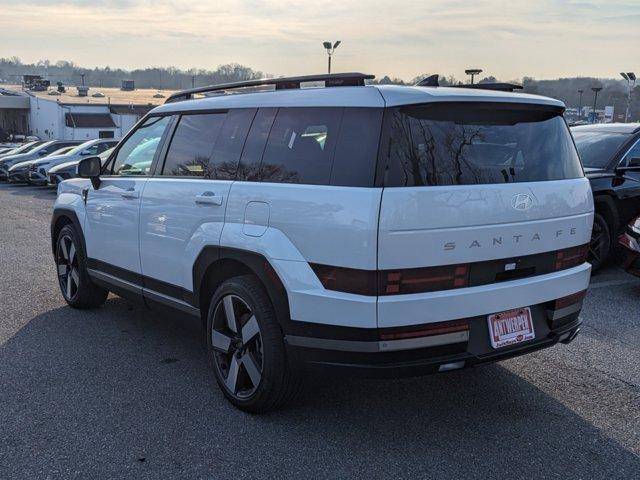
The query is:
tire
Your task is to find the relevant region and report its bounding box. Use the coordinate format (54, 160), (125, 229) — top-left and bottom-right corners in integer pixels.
(206, 275), (299, 413)
(589, 212), (611, 271)
(55, 224), (109, 309)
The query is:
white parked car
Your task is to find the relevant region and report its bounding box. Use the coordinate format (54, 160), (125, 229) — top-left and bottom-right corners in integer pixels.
(51, 73), (593, 412)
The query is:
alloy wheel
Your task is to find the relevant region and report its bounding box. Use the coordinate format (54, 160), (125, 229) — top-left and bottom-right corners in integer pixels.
(56, 235), (80, 300)
(211, 294), (263, 399)
(589, 218), (607, 265)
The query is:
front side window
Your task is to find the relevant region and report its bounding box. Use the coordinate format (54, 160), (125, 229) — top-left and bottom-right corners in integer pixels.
(259, 107), (342, 184)
(381, 103), (583, 187)
(572, 130), (631, 168)
(620, 138), (640, 167)
(109, 116), (171, 176)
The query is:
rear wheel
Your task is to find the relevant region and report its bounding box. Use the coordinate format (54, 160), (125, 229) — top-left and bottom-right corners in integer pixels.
(206, 275), (299, 413)
(589, 212), (611, 271)
(55, 224), (108, 308)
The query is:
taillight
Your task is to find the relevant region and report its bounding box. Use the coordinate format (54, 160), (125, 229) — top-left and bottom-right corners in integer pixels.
(379, 264), (469, 295)
(310, 263), (470, 296)
(309, 264), (377, 296)
(554, 244), (588, 270)
(552, 290), (587, 310)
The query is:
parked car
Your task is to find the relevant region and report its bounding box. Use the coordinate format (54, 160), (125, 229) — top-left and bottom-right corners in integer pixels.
(52, 73), (592, 412)
(0, 140), (44, 162)
(3, 140), (84, 182)
(618, 215), (640, 277)
(571, 124), (640, 270)
(28, 139), (117, 185)
(48, 147), (115, 186)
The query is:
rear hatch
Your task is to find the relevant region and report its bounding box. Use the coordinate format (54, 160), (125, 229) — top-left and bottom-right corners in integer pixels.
(376, 101), (592, 319)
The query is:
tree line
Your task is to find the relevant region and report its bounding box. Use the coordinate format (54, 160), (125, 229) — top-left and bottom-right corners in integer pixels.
(1, 57), (638, 120)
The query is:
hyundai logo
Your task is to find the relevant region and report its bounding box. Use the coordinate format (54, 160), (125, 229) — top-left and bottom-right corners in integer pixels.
(511, 194), (534, 211)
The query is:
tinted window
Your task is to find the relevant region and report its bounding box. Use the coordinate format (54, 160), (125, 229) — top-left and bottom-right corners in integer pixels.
(162, 113), (225, 177)
(331, 108), (383, 187)
(381, 103), (583, 187)
(260, 107), (342, 184)
(110, 115), (171, 176)
(162, 109), (255, 179)
(237, 108), (277, 181)
(620, 138), (640, 167)
(572, 131), (630, 168)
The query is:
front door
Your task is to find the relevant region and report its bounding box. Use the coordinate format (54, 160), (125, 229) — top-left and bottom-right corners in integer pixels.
(84, 115), (172, 277)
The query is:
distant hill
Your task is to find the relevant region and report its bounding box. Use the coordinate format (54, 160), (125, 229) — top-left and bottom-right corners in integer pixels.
(2, 57), (638, 121)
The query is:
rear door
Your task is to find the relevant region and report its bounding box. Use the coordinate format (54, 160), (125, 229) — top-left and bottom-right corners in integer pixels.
(84, 115), (172, 277)
(138, 109), (255, 298)
(376, 102), (593, 325)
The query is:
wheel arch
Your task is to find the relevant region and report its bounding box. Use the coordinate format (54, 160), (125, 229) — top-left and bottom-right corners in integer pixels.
(194, 247), (291, 330)
(51, 208), (86, 256)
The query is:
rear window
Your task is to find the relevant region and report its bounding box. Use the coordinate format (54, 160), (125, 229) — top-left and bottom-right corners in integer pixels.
(572, 130), (630, 168)
(380, 103), (583, 187)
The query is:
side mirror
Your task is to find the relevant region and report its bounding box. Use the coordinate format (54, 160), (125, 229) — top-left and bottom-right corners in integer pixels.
(78, 156), (102, 189)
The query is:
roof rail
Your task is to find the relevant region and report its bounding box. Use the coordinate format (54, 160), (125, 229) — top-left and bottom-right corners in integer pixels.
(414, 75), (523, 92)
(165, 72), (375, 103)
(451, 82), (523, 92)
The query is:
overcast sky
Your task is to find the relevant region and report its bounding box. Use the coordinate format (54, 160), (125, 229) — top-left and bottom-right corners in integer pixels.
(0, 0), (638, 81)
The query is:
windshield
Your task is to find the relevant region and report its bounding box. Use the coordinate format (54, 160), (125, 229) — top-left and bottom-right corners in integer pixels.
(571, 131), (630, 168)
(5, 141), (42, 156)
(66, 141), (97, 156)
(381, 103), (583, 186)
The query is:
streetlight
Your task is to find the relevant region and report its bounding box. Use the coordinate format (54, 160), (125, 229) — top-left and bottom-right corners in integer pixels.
(577, 89), (584, 119)
(591, 87), (602, 124)
(465, 69), (483, 84)
(323, 41), (341, 74)
(621, 72), (636, 122)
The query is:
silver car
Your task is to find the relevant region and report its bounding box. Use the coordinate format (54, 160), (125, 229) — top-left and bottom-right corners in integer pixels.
(28, 139), (117, 185)
(1, 140), (83, 181)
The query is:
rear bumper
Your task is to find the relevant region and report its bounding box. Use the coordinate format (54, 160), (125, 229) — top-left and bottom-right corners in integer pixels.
(285, 302), (582, 377)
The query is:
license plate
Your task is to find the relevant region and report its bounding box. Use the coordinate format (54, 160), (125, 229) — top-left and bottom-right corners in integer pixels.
(487, 307), (534, 349)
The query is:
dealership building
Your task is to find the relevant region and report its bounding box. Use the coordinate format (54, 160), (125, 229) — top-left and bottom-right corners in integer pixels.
(0, 85), (163, 141)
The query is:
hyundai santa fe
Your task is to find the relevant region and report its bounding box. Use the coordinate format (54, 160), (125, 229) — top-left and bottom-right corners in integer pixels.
(51, 73), (593, 412)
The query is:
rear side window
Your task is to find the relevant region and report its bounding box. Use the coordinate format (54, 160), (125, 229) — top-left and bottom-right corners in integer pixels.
(380, 103), (583, 187)
(260, 107), (342, 185)
(162, 113), (225, 177)
(331, 108), (383, 187)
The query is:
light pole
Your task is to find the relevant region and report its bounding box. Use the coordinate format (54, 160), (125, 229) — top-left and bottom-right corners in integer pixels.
(620, 72), (636, 123)
(323, 41), (341, 74)
(591, 87), (602, 124)
(465, 69), (483, 84)
(577, 89), (584, 119)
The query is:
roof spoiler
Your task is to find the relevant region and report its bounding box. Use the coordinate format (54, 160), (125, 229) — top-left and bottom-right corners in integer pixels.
(165, 72), (375, 103)
(415, 75), (523, 92)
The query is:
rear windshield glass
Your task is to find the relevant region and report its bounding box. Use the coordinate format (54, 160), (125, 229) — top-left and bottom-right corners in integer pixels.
(571, 130), (630, 168)
(380, 103), (583, 187)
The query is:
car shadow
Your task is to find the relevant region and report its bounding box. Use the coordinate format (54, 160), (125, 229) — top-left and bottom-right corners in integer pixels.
(0, 182), (57, 199)
(1, 297), (638, 479)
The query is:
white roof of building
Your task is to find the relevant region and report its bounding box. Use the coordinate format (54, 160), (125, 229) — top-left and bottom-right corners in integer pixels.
(152, 84), (564, 114)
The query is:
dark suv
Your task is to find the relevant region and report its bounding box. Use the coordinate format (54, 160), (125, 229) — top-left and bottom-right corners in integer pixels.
(571, 123), (640, 270)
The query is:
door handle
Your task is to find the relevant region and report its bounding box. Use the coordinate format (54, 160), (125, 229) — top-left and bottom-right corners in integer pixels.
(195, 192), (223, 206)
(121, 189), (139, 199)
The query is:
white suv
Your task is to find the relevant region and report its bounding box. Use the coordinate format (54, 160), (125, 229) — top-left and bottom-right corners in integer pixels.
(51, 73), (593, 412)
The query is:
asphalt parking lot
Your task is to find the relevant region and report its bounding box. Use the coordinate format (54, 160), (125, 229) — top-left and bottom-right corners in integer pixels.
(0, 183), (639, 479)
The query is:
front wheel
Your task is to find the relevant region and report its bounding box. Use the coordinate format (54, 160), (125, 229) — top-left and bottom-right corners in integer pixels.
(206, 275), (299, 413)
(55, 224), (109, 309)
